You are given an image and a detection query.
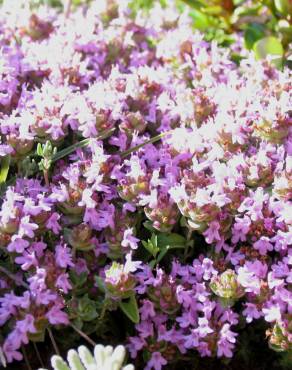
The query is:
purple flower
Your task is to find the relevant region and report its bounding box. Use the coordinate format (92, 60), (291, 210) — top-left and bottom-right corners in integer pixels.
(197, 317), (214, 337)
(15, 314), (36, 337)
(242, 303), (262, 323)
(262, 304), (282, 322)
(176, 311), (196, 328)
(7, 237), (29, 253)
(217, 324), (237, 358)
(231, 215), (251, 243)
(124, 253), (142, 273)
(140, 300), (156, 321)
(184, 330), (200, 348)
(3, 340), (22, 363)
(145, 352), (167, 370)
(121, 228), (139, 250)
(0, 144), (13, 156)
(254, 236), (273, 255)
(18, 216), (38, 238)
(203, 221), (221, 244)
(136, 321), (154, 338)
(127, 337), (146, 358)
(28, 268), (47, 292)
(15, 250), (38, 270)
(56, 273), (72, 294)
(46, 212), (61, 234)
(46, 303), (69, 325)
(55, 243), (74, 268)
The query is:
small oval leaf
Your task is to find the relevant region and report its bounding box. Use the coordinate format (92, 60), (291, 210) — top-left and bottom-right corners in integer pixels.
(119, 294), (140, 324)
(253, 36), (284, 68)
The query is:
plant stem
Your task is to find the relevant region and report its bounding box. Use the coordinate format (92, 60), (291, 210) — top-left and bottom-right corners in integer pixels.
(47, 328), (60, 356)
(64, 0), (72, 18)
(120, 131), (171, 158)
(22, 346), (32, 370)
(0, 266), (29, 289)
(69, 323), (96, 346)
(44, 170), (50, 188)
(51, 127), (115, 163)
(33, 342), (44, 368)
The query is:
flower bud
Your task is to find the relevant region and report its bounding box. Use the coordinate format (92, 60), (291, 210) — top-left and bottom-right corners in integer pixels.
(104, 262), (136, 300)
(118, 176), (150, 204)
(210, 270), (244, 306)
(147, 275), (179, 314)
(267, 320), (292, 352)
(67, 223), (93, 250)
(120, 112), (146, 134)
(144, 196), (179, 233)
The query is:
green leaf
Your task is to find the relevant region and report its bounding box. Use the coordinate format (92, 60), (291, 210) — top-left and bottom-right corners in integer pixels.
(51, 139), (90, 163)
(244, 23), (266, 50)
(157, 233), (186, 248)
(37, 143), (43, 156)
(120, 132), (166, 158)
(51, 127), (115, 163)
(77, 295), (98, 322)
(119, 294), (140, 324)
(0, 155), (10, 184)
(274, 0), (292, 15)
(189, 9), (213, 30)
(143, 220), (156, 232)
(253, 36), (284, 68)
(95, 276), (106, 293)
(203, 5), (223, 15)
(156, 246), (170, 264)
(147, 232), (186, 266)
(142, 233), (159, 258)
(180, 0), (205, 10)
(28, 330), (46, 342)
(69, 271), (88, 288)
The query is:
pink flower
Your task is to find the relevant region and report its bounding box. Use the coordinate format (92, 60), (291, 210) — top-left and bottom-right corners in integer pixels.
(232, 215), (251, 244)
(46, 212), (61, 234)
(56, 273), (72, 294)
(242, 303), (262, 323)
(3, 340), (22, 363)
(146, 352), (167, 370)
(262, 304), (282, 322)
(55, 244), (74, 268)
(203, 221), (221, 244)
(15, 250), (38, 270)
(46, 304), (69, 325)
(140, 300), (156, 321)
(253, 237), (274, 255)
(122, 228), (139, 250)
(7, 237), (29, 253)
(18, 216), (38, 238)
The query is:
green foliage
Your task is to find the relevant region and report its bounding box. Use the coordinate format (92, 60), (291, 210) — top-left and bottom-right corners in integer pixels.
(253, 36), (284, 68)
(244, 23), (266, 50)
(77, 295), (99, 322)
(0, 155), (10, 184)
(119, 294), (140, 324)
(179, 0), (291, 64)
(142, 231), (186, 267)
(37, 141), (57, 172)
(128, 0), (167, 15)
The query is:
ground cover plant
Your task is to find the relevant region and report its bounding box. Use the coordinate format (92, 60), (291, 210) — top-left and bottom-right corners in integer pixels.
(0, 0), (291, 369)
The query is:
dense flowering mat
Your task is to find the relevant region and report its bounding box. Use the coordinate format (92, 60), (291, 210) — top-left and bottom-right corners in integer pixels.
(0, 1), (291, 369)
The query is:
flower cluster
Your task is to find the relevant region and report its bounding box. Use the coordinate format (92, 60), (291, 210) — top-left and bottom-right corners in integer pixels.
(0, 0), (291, 369)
